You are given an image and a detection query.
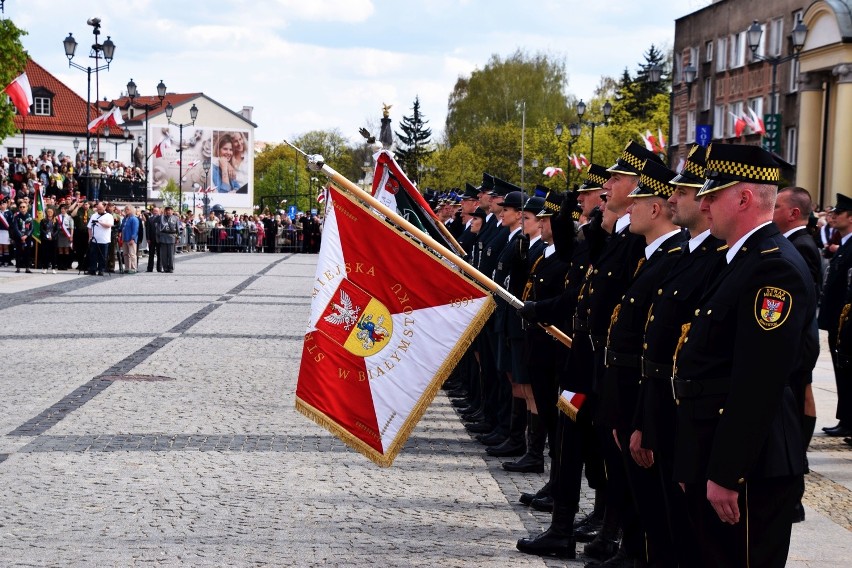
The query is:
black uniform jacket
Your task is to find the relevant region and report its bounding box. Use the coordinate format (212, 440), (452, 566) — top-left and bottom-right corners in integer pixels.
(639, 233), (728, 454)
(523, 245), (572, 364)
(787, 226), (823, 296)
(673, 224), (815, 489)
(818, 236), (852, 332)
(601, 230), (688, 431)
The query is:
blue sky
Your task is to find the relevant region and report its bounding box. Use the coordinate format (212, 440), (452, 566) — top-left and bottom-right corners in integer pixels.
(7, 0), (710, 146)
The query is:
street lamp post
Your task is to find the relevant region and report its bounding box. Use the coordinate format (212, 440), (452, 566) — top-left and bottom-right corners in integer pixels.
(747, 17), (808, 152)
(164, 101), (199, 213)
(105, 127), (131, 160)
(576, 99), (612, 165)
(126, 78), (167, 208)
(63, 19), (116, 199)
(201, 159), (211, 217)
(555, 122), (581, 189)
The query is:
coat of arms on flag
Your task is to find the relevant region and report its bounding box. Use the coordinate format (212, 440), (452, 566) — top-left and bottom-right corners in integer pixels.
(296, 185), (495, 466)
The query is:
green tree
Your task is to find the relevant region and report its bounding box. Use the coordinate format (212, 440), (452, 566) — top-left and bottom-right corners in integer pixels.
(394, 96), (433, 184)
(158, 180), (180, 209)
(445, 50), (570, 146)
(0, 19), (29, 140)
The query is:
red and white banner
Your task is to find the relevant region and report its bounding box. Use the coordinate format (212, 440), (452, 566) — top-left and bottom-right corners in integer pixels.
(152, 136), (171, 158)
(3, 72), (33, 116)
(557, 389), (587, 421)
(87, 106), (124, 133)
(296, 185), (494, 466)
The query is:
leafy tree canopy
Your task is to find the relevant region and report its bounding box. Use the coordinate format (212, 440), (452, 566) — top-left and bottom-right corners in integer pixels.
(0, 19), (29, 140)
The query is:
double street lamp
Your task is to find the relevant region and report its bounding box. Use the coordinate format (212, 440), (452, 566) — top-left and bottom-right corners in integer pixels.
(63, 18), (116, 199)
(747, 17), (808, 150)
(104, 127), (130, 160)
(164, 101), (199, 214)
(126, 78), (167, 207)
(555, 122), (581, 189)
(576, 99), (612, 165)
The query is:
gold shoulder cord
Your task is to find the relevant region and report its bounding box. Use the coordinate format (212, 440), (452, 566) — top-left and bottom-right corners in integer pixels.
(633, 257), (646, 279)
(672, 323), (691, 374)
(522, 255), (545, 301)
(838, 303), (852, 348)
(608, 304), (622, 338)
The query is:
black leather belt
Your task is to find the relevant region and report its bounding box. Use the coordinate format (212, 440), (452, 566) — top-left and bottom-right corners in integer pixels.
(573, 316), (589, 333)
(672, 376), (730, 399)
(605, 348), (641, 369)
(641, 357), (673, 380)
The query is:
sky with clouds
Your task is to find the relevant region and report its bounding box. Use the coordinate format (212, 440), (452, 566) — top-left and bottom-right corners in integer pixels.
(8, 0), (711, 146)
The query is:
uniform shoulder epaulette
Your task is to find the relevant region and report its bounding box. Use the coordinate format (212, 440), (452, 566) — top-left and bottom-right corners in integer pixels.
(760, 246), (780, 255)
(667, 246), (682, 254)
(716, 244), (729, 251)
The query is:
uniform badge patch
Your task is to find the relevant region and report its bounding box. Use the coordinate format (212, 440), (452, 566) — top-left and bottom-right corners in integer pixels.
(754, 286), (792, 330)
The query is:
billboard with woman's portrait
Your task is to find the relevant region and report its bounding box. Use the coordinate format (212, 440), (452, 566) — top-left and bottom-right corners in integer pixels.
(150, 126), (252, 210)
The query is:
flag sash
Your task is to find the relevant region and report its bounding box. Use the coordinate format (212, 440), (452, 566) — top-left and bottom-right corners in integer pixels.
(557, 389), (587, 422)
(31, 185), (45, 243)
(295, 185), (494, 467)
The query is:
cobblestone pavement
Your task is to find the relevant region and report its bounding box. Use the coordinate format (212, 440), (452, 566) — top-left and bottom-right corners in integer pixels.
(0, 253), (849, 567)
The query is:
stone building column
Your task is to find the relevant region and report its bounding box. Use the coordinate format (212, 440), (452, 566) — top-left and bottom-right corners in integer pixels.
(831, 65), (852, 204)
(795, 72), (824, 201)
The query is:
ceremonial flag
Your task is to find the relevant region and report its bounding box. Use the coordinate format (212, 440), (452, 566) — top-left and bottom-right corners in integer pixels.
(295, 185), (495, 466)
(87, 106), (124, 133)
(152, 136), (171, 158)
(31, 183), (45, 243)
(372, 150), (460, 254)
(542, 166), (564, 178)
(557, 389), (587, 422)
(657, 127), (667, 151)
(746, 107), (766, 136)
(730, 112), (747, 137)
(3, 72), (33, 116)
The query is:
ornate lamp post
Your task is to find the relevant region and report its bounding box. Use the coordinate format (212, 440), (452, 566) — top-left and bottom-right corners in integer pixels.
(555, 121), (581, 189)
(104, 127), (131, 160)
(63, 19), (116, 199)
(126, 78), (166, 207)
(164, 101), (199, 213)
(576, 99), (612, 164)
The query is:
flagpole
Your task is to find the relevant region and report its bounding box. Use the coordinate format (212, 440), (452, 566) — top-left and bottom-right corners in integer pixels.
(290, 144), (572, 348)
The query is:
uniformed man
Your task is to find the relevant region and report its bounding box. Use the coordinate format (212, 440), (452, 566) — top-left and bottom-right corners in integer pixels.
(673, 143), (816, 568)
(10, 201), (34, 273)
(637, 144), (727, 567)
(818, 193), (852, 437)
(456, 183), (482, 256)
(602, 159), (687, 567)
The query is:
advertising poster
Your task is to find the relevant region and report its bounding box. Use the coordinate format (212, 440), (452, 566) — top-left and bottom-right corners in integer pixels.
(150, 126), (252, 210)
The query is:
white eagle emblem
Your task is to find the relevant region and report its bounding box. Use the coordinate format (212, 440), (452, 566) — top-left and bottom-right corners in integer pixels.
(324, 289), (361, 330)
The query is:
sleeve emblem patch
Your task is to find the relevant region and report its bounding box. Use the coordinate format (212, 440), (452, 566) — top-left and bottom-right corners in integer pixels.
(755, 287), (792, 330)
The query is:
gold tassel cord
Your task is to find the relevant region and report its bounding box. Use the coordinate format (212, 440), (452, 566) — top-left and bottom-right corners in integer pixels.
(521, 255), (545, 301)
(673, 322), (691, 375)
(837, 304), (851, 349)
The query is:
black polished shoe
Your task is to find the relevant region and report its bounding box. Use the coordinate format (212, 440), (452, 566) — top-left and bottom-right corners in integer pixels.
(503, 454), (545, 473)
(486, 439), (525, 457)
(465, 421), (494, 434)
(530, 494), (554, 512)
(583, 535), (620, 562)
(584, 546), (632, 567)
(520, 481), (552, 506)
(574, 522), (602, 543)
(823, 424), (852, 437)
(476, 432), (506, 446)
(516, 528), (576, 558)
(573, 509), (604, 529)
(462, 410), (485, 423)
(792, 502), (806, 523)
(451, 398), (470, 408)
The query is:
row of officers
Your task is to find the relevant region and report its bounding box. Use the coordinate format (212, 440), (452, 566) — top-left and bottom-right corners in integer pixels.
(442, 141), (837, 567)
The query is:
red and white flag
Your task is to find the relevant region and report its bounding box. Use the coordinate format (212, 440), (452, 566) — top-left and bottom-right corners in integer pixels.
(3, 72), (33, 116)
(295, 185), (495, 466)
(152, 136), (171, 158)
(745, 107), (766, 136)
(316, 187), (326, 204)
(557, 389), (587, 421)
(542, 166), (564, 178)
(657, 127), (667, 152)
(729, 112), (747, 138)
(578, 154), (589, 168)
(87, 106), (124, 133)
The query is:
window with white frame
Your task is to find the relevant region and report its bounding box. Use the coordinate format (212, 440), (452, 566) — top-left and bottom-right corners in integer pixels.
(716, 37), (727, 72)
(687, 111), (697, 143)
(6, 147), (23, 159)
(705, 40), (714, 62)
(702, 78), (712, 111)
(786, 127), (798, 164)
(748, 96), (764, 118)
(789, 56), (800, 92)
(769, 18), (784, 56)
(33, 97), (51, 116)
(714, 105), (725, 139)
(672, 114), (681, 146)
(730, 32), (746, 68)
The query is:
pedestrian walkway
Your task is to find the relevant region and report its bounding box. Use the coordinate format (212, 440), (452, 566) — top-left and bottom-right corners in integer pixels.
(0, 254), (848, 566)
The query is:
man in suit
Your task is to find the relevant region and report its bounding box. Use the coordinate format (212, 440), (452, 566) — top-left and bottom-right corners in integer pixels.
(817, 193), (852, 437)
(456, 183), (481, 257)
(157, 206), (180, 273)
(674, 144), (816, 568)
(146, 207), (162, 272)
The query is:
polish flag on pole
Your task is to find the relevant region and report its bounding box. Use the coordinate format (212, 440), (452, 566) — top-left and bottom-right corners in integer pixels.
(152, 136), (171, 158)
(657, 127), (667, 152)
(3, 73), (33, 116)
(578, 154), (590, 168)
(746, 107), (766, 136)
(87, 106), (124, 133)
(729, 112), (747, 137)
(641, 129), (655, 152)
(542, 166), (564, 178)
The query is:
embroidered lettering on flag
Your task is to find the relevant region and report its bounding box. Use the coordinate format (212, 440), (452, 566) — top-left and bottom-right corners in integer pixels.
(295, 186), (494, 466)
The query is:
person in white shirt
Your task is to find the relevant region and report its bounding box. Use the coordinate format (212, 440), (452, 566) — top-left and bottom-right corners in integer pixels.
(87, 201), (114, 275)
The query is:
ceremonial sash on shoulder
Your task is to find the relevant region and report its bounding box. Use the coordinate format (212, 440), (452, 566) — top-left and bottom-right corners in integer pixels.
(0, 212), (8, 230)
(59, 215), (73, 239)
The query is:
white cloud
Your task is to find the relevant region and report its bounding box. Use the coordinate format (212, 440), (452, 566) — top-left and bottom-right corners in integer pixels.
(272, 0), (375, 23)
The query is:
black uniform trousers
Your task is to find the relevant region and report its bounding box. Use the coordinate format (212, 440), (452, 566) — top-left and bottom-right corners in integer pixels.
(828, 330), (852, 423)
(684, 475), (802, 568)
(147, 239), (161, 272)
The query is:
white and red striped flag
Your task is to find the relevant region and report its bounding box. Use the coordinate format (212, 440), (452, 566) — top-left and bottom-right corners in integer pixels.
(295, 185), (494, 466)
(87, 106), (124, 133)
(3, 72), (33, 116)
(557, 389), (587, 421)
(152, 136), (171, 158)
(542, 166), (564, 178)
(745, 107), (766, 136)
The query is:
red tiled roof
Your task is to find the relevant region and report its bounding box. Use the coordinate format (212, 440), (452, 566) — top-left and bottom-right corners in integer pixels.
(105, 93), (200, 124)
(11, 58), (109, 136)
